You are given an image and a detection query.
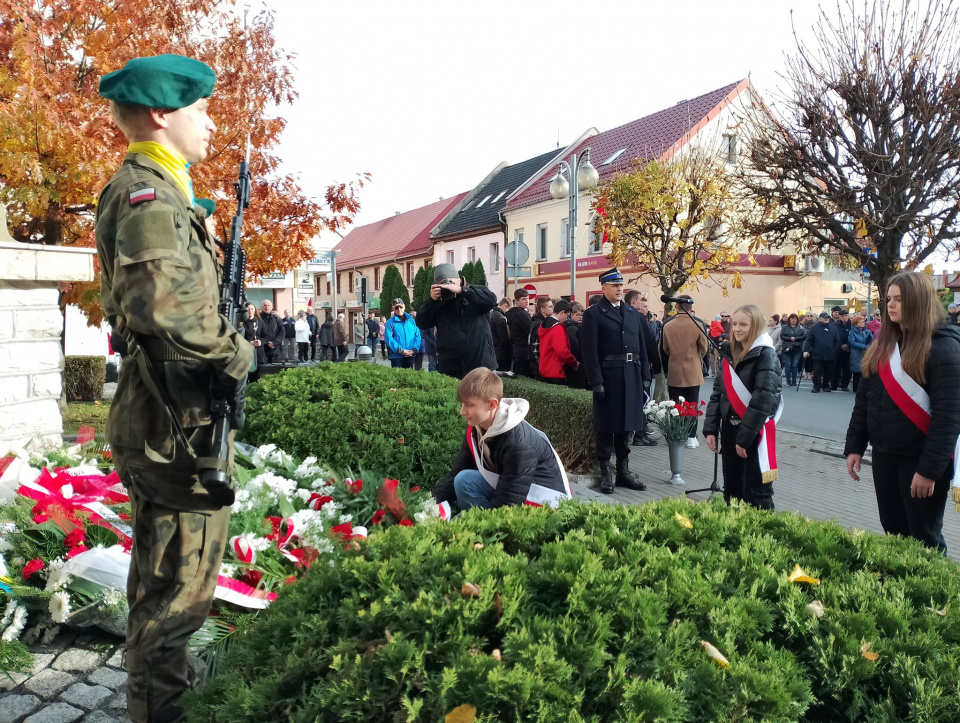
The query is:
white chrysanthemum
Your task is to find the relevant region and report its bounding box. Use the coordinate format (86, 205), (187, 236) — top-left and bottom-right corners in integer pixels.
(256, 471), (297, 501)
(294, 457), (325, 480)
(310, 477), (335, 490)
(45, 564), (72, 592)
(1, 599), (16, 627)
(0, 552), (7, 577)
(0, 536), (12, 552)
(2, 604), (27, 641)
(295, 488), (312, 503)
(338, 513), (353, 525)
(12, 556), (24, 567)
(252, 444), (277, 466)
(219, 563), (238, 578)
(49, 591), (72, 623)
(22, 624), (42, 645)
(41, 625), (60, 644)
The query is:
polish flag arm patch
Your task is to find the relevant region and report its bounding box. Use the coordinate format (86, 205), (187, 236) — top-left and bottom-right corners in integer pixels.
(129, 188), (156, 205)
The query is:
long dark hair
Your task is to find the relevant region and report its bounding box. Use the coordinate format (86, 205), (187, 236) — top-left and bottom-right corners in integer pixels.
(861, 272), (944, 382)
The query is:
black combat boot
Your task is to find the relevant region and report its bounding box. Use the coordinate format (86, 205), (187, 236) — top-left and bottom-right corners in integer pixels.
(598, 461), (614, 494)
(631, 432), (657, 446)
(616, 458), (646, 491)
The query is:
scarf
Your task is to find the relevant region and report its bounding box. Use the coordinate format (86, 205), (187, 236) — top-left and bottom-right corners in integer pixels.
(127, 141), (194, 205)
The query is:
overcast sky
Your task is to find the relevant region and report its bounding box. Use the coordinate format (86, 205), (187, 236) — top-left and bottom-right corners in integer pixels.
(267, 0), (824, 244)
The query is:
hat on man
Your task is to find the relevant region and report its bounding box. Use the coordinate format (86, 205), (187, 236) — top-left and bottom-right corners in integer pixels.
(839, 309), (850, 316)
(392, 298), (405, 307)
(819, 311), (831, 319)
(433, 263), (458, 283)
(599, 267), (624, 284)
(831, 305), (842, 313)
(99, 54), (216, 109)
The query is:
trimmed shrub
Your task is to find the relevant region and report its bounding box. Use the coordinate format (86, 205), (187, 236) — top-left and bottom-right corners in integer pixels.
(379, 264), (410, 314)
(502, 375), (595, 473)
(411, 264), (431, 310)
(63, 355), (105, 401)
(185, 499), (960, 722)
(240, 363), (464, 490)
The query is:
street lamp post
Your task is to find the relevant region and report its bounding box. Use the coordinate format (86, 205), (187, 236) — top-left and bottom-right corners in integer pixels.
(550, 148), (599, 300)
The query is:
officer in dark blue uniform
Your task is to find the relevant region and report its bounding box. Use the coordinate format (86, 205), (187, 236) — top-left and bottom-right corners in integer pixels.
(581, 268), (648, 493)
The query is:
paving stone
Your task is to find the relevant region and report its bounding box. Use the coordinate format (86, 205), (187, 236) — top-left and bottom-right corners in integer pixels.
(105, 693), (127, 711)
(0, 693), (41, 723)
(23, 670), (76, 699)
(104, 649), (124, 670)
(60, 682), (112, 711)
(22, 703), (83, 723)
(0, 670), (30, 692)
(81, 712), (131, 723)
(86, 668), (127, 691)
(51, 650), (104, 674)
(29, 654), (56, 676)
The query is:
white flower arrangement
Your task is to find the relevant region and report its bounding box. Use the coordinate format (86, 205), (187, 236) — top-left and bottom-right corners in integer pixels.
(49, 590), (72, 624)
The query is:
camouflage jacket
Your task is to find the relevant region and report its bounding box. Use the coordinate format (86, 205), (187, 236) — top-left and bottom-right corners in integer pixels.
(96, 152), (253, 455)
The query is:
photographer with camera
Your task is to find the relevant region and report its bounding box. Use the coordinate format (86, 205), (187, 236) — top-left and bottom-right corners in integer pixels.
(416, 263), (497, 379)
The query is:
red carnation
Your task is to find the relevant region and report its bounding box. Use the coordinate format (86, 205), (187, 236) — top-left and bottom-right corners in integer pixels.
(21, 558), (44, 580)
(243, 569), (262, 587)
(284, 575), (297, 586)
(308, 494), (334, 511)
(399, 519), (414, 527)
(409, 486), (420, 492)
(331, 522), (354, 539)
(371, 509), (386, 525)
(64, 528), (86, 548)
(346, 479), (363, 494)
(120, 537), (133, 553)
(66, 544), (88, 559)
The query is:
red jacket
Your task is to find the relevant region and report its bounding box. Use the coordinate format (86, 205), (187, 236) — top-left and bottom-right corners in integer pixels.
(538, 318), (577, 379)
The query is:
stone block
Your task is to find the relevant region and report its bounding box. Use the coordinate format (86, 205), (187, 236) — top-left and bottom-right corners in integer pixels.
(0, 375), (29, 404)
(14, 309), (63, 339)
(0, 250), (38, 281)
(87, 668), (127, 691)
(59, 682), (112, 710)
(0, 311), (13, 340)
(30, 654), (56, 676)
(0, 341), (62, 373)
(0, 285), (60, 308)
(35, 250), (95, 283)
(82, 713), (131, 723)
(105, 693), (128, 710)
(31, 373), (61, 399)
(22, 669), (76, 699)
(104, 649), (125, 670)
(21, 703), (83, 723)
(0, 694), (41, 723)
(51, 649), (105, 674)
(0, 399), (62, 439)
(0, 670), (29, 691)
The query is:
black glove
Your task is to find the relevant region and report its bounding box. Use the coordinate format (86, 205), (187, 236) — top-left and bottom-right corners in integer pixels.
(592, 384), (605, 402)
(218, 373), (247, 430)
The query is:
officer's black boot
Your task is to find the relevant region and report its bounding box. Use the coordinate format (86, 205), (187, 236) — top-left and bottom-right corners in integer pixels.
(615, 458), (646, 491)
(598, 461), (614, 494)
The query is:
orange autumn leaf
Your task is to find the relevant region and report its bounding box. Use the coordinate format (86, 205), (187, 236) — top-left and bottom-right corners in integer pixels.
(445, 704), (477, 723)
(861, 642), (880, 661)
(787, 564), (821, 585)
(461, 582), (481, 598)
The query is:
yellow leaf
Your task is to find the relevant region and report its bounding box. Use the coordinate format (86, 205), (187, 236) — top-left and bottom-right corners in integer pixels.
(805, 601), (825, 618)
(461, 582), (481, 598)
(700, 640), (730, 668)
(855, 218), (869, 238)
(674, 512), (693, 529)
(787, 564), (820, 585)
(445, 704), (477, 723)
(861, 642), (879, 661)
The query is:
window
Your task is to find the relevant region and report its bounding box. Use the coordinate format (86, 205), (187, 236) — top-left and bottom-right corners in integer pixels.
(588, 222), (603, 254)
(460, 199), (475, 212)
(326, 279), (331, 296)
(446, 250), (455, 265)
(536, 223), (548, 261)
(601, 147), (628, 165)
(406, 262), (414, 286)
(336, 273), (341, 294)
(374, 266), (380, 290)
(490, 242), (500, 272)
(560, 218), (571, 258)
(467, 246), (476, 262)
(722, 134), (737, 164)
(475, 194), (493, 208)
(348, 272), (354, 293)
(490, 189), (508, 204)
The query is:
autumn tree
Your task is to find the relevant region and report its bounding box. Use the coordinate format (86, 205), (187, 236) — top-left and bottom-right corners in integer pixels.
(0, 0), (368, 325)
(591, 148), (750, 310)
(738, 0), (960, 293)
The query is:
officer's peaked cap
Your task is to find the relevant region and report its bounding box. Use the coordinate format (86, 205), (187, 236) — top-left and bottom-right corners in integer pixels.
(99, 54), (216, 109)
(599, 267), (624, 284)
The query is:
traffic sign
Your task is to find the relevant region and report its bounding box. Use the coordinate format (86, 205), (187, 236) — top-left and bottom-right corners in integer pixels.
(505, 266), (532, 279)
(504, 240), (530, 266)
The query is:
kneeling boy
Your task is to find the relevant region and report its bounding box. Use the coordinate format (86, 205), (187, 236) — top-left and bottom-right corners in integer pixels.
(434, 367), (572, 511)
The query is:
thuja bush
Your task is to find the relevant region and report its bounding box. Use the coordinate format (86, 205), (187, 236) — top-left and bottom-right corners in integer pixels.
(501, 374), (595, 473)
(186, 499), (960, 722)
(240, 363), (464, 490)
(63, 355), (106, 401)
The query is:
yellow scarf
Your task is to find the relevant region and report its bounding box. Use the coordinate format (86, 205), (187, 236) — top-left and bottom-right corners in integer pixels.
(127, 141), (194, 205)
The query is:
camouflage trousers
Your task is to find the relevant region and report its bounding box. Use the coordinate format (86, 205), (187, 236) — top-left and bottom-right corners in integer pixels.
(125, 492), (230, 723)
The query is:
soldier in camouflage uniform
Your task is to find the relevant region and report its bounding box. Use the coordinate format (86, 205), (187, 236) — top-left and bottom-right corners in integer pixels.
(96, 55), (253, 723)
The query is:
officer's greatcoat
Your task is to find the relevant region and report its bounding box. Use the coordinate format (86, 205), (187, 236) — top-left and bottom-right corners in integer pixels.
(581, 297), (648, 434)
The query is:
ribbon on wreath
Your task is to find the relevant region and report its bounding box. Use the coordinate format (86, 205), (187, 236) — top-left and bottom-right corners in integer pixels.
(722, 355), (784, 483)
(878, 343), (960, 512)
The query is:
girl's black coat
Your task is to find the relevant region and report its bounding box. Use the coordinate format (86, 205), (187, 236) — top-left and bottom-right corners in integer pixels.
(844, 325), (960, 481)
(703, 342), (782, 448)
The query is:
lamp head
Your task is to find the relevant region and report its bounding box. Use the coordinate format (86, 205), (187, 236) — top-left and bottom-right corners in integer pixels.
(549, 167), (569, 200)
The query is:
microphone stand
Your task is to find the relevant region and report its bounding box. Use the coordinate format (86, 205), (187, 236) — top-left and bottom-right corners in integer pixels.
(668, 302), (723, 499)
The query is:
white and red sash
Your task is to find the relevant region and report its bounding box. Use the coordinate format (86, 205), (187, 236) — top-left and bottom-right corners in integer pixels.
(878, 343), (960, 510)
(722, 342), (784, 483)
(466, 424), (572, 507)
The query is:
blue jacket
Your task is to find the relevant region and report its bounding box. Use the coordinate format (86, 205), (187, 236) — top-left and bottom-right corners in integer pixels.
(385, 313), (421, 359)
(847, 326), (873, 373)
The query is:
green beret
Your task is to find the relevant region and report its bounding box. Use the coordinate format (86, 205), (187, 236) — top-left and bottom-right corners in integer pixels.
(99, 54), (216, 109)
(195, 198), (217, 217)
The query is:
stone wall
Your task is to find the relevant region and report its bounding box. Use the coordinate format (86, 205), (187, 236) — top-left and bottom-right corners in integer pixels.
(0, 208), (96, 450)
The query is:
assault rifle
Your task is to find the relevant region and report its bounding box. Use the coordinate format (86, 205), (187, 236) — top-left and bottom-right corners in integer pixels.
(199, 142), (252, 505)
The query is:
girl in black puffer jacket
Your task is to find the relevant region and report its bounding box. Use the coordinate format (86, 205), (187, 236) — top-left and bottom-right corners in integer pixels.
(844, 272), (960, 553)
(704, 304), (783, 509)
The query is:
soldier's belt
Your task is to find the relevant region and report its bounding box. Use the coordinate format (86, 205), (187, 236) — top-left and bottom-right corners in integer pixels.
(140, 336), (193, 362)
(602, 353), (640, 366)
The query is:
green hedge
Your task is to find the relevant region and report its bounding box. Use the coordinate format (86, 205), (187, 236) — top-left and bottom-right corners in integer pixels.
(185, 499), (960, 722)
(63, 355), (105, 401)
(502, 375), (595, 473)
(240, 363), (465, 490)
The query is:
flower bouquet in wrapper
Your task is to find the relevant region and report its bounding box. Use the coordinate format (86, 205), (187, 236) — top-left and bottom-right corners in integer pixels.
(643, 398), (706, 444)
